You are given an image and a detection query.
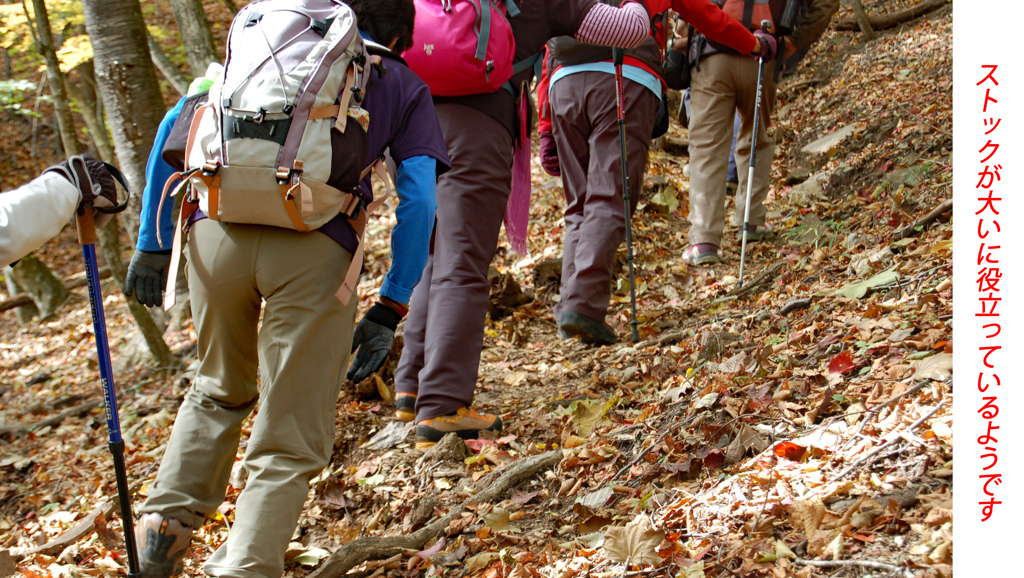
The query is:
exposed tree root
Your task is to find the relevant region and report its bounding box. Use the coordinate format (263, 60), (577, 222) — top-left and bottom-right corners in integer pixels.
(309, 450), (562, 578)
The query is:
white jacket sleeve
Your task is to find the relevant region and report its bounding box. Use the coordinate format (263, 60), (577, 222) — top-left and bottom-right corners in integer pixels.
(0, 172), (82, 268)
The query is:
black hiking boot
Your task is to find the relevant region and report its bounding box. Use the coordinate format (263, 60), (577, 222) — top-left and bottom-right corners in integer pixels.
(558, 310), (617, 346)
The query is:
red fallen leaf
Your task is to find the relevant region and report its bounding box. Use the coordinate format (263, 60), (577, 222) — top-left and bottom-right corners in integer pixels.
(465, 439), (496, 452)
(943, 340), (953, 353)
(495, 434), (518, 445)
(773, 441), (807, 462)
(701, 449), (725, 471)
(511, 490), (541, 505)
(828, 350), (857, 375)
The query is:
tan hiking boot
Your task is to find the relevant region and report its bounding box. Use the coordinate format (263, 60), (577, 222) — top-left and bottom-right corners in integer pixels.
(416, 407), (502, 451)
(396, 392), (417, 422)
(135, 513), (192, 578)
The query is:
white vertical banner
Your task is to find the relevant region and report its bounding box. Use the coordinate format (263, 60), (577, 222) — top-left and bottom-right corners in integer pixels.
(953, 2), (1024, 574)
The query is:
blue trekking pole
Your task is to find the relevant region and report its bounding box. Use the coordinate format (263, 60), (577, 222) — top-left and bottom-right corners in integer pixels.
(738, 21), (772, 289)
(74, 170), (142, 578)
(613, 46), (641, 343)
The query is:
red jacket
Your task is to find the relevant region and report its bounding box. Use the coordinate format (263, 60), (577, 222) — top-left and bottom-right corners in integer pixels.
(652, 0), (757, 55)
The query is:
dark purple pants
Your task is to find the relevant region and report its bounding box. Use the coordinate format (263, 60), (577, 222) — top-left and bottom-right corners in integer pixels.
(394, 103), (515, 420)
(550, 71), (658, 322)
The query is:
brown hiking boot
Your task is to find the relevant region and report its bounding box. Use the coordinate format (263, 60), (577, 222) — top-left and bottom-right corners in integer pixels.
(416, 407), (502, 451)
(396, 392), (417, 422)
(135, 513), (192, 578)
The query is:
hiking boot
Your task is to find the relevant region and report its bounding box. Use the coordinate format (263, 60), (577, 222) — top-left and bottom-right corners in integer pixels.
(558, 326), (571, 340)
(726, 181), (738, 195)
(416, 407), (502, 451)
(738, 223), (774, 242)
(135, 513), (192, 578)
(395, 392), (416, 422)
(558, 310), (617, 346)
(683, 244), (723, 266)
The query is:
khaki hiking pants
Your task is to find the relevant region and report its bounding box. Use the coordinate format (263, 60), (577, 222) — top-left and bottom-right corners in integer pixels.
(688, 52), (777, 247)
(141, 220), (356, 578)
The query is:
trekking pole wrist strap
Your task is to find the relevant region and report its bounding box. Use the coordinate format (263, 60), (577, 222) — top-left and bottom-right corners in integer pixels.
(377, 296), (409, 319)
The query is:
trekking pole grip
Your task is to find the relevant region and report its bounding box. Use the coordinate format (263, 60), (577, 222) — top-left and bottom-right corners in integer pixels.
(760, 20), (772, 33)
(75, 208), (97, 246)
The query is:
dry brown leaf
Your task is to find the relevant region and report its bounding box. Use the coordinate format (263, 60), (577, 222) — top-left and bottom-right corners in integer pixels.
(602, 516), (665, 566)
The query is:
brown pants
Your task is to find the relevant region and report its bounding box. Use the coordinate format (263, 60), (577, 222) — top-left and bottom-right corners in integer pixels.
(688, 52), (777, 246)
(549, 71), (658, 321)
(141, 220), (356, 578)
(394, 103), (515, 421)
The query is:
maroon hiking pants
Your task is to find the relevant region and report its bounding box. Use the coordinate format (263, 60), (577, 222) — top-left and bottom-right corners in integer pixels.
(394, 103), (515, 421)
(550, 71), (658, 322)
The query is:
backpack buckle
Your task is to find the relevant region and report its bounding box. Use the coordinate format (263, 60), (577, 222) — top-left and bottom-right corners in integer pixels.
(340, 194), (364, 219)
(276, 166), (291, 185)
(201, 163), (219, 177)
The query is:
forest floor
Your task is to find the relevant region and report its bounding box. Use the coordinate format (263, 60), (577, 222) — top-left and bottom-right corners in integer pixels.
(1, 4), (952, 578)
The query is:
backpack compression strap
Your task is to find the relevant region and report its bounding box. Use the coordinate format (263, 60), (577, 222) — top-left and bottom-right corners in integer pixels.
(335, 159), (393, 305)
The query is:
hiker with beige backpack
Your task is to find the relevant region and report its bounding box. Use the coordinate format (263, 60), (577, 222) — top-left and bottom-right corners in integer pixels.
(123, 1), (449, 576)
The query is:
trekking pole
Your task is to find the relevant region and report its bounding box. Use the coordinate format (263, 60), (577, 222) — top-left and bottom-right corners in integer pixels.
(613, 47), (641, 343)
(738, 21), (772, 289)
(75, 188), (142, 578)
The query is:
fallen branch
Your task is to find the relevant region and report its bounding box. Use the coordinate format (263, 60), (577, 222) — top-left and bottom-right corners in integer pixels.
(778, 297), (812, 316)
(834, 0), (947, 31)
(894, 198), (952, 240)
(15, 500), (113, 559)
(832, 400), (946, 482)
(0, 266), (111, 313)
(793, 558), (903, 573)
(725, 262), (784, 298)
(0, 398), (102, 436)
(309, 450), (562, 578)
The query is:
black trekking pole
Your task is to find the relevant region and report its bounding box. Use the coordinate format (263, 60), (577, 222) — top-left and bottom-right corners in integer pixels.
(738, 21), (772, 289)
(613, 47), (641, 343)
(73, 164), (142, 577)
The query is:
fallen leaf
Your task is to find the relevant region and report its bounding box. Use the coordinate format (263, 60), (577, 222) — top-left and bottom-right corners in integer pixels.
(835, 266), (899, 299)
(912, 353), (952, 381)
(484, 509), (520, 533)
(603, 516), (665, 566)
(293, 547), (330, 566)
(827, 350), (857, 375)
(466, 552), (500, 573)
(576, 487), (614, 510)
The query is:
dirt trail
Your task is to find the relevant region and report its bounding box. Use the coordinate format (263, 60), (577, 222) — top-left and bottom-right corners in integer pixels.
(1, 4), (952, 577)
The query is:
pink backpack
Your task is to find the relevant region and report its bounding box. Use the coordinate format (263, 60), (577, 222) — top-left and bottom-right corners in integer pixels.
(403, 0), (519, 96)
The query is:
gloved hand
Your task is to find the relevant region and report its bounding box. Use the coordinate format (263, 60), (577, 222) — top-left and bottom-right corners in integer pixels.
(752, 30), (777, 62)
(347, 302), (402, 383)
(124, 250), (172, 307)
(539, 131), (560, 177)
(44, 155), (127, 228)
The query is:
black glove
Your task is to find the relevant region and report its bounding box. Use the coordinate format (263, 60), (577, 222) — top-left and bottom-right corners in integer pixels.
(44, 154), (128, 228)
(124, 250), (172, 307)
(347, 303), (402, 383)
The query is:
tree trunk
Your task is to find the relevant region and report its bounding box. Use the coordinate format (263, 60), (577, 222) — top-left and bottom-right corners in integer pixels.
(3, 266), (40, 324)
(850, 0), (877, 41)
(31, 0), (80, 156)
(96, 215), (180, 368)
(7, 254), (69, 320)
(80, 0), (166, 229)
(64, 77), (116, 164)
(167, 0), (219, 77)
(147, 30), (189, 97)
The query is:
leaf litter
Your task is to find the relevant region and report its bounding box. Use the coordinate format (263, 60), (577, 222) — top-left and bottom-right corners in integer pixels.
(0, 2), (953, 577)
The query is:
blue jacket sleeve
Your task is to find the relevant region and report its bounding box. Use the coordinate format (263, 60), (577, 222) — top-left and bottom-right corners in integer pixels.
(378, 155), (437, 304)
(137, 97), (186, 252)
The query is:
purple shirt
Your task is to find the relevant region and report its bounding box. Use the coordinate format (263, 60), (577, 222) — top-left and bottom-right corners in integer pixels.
(318, 51), (451, 252)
